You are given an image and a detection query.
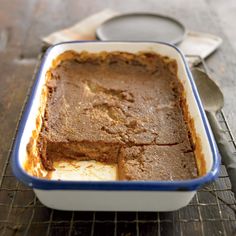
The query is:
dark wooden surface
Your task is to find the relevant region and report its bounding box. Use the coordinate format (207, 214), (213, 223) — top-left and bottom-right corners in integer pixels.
(0, 0), (236, 235)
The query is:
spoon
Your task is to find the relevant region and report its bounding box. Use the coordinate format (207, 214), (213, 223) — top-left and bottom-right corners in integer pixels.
(191, 68), (236, 197)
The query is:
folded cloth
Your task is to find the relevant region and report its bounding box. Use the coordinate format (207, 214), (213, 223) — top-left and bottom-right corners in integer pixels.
(43, 9), (222, 67)
(43, 9), (119, 43)
(179, 31), (222, 66)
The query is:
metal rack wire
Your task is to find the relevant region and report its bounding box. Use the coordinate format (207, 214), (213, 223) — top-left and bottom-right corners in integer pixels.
(0, 56), (235, 236)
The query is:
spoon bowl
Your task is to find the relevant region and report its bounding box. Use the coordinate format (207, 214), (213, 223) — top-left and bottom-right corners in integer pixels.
(191, 68), (224, 112)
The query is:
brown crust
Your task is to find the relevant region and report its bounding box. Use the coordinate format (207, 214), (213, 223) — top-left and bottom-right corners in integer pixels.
(25, 50), (206, 180)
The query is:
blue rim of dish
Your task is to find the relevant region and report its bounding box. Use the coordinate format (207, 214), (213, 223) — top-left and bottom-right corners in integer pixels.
(11, 41), (220, 191)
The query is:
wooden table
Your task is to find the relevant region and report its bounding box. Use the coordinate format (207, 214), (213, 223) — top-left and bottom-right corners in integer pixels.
(0, 0), (236, 235)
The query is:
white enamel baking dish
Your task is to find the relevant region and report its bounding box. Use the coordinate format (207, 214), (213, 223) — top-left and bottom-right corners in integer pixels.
(12, 41), (220, 211)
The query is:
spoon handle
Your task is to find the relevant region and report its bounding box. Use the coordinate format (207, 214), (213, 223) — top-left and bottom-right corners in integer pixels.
(206, 111), (236, 197)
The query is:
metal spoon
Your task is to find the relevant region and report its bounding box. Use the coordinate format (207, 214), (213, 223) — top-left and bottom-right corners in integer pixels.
(191, 68), (236, 196)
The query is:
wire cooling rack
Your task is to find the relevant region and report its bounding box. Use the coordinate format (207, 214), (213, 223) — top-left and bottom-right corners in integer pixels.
(0, 55), (236, 236)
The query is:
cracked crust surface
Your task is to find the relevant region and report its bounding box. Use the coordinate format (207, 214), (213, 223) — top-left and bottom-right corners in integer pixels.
(38, 51), (198, 180)
(118, 143), (198, 180)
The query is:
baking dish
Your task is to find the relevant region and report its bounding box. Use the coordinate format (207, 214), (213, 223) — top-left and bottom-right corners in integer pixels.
(12, 41), (220, 211)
